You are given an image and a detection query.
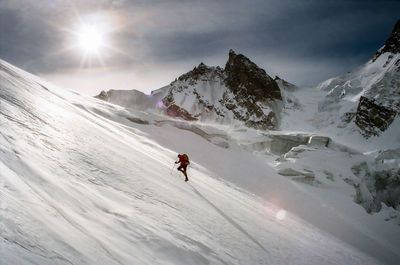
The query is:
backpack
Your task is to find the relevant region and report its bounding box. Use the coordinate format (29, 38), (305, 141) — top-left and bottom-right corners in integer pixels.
(182, 154), (189, 163)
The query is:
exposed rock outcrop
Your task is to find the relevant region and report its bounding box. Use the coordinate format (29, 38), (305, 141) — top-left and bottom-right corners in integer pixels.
(225, 49), (281, 101)
(355, 96), (397, 137)
(222, 50), (282, 129)
(165, 104), (198, 121)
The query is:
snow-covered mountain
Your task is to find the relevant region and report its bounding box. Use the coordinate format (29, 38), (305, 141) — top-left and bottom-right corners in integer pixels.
(316, 19), (400, 138)
(96, 17), (400, 222)
(278, 19), (400, 222)
(95, 88), (163, 111)
(97, 20), (399, 141)
(2, 19), (400, 265)
(98, 50), (283, 130)
(96, 19), (399, 249)
(4, 58), (400, 264)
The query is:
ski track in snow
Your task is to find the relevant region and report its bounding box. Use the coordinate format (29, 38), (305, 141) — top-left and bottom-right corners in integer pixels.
(0, 59), (397, 264)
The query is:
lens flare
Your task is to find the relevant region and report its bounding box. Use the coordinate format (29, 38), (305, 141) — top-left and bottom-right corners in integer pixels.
(276, 209), (286, 220)
(156, 101), (165, 109)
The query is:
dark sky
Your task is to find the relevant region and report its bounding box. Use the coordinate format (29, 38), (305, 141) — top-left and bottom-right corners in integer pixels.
(0, 0), (399, 95)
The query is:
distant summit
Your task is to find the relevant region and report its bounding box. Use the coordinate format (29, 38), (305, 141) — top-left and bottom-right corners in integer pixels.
(97, 50), (284, 130)
(161, 49), (283, 129)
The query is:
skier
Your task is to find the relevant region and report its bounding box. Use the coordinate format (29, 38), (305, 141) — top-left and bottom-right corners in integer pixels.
(175, 154), (190, 182)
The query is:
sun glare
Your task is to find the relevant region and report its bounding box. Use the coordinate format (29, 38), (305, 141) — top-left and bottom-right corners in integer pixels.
(62, 12), (129, 67)
(66, 13), (118, 67)
(77, 25), (105, 54)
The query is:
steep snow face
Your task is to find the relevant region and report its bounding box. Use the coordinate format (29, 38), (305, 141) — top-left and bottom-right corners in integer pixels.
(318, 52), (398, 105)
(317, 53), (400, 112)
(160, 63), (231, 123)
(1, 60), (395, 265)
(316, 19), (400, 137)
(313, 52), (399, 138)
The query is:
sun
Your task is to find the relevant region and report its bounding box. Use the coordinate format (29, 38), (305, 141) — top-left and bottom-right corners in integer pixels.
(76, 24), (105, 55)
(66, 13), (116, 66)
(62, 12), (128, 67)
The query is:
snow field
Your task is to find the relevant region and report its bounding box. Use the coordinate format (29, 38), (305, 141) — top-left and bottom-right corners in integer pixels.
(0, 60), (385, 264)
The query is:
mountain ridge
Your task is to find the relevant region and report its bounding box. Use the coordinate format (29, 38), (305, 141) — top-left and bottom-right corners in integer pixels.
(317, 18), (400, 137)
(97, 50), (285, 130)
(96, 19), (400, 139)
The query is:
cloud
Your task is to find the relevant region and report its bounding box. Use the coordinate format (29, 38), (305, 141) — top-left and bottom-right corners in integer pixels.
(0, 0), (399, 93)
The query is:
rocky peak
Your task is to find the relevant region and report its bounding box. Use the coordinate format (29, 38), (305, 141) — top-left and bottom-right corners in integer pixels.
(355, 96), (397, 138)
(224, 49), (282, 101)
(159, 50), (284, 129)
(99, 49), (284, 130)
(95, 90), (108, 100)
(177, 62), (219, 82)
(374, 19), (400, 60)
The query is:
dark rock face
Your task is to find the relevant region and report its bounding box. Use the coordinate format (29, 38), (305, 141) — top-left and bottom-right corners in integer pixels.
(221, 50), (282, 129)
(355, 96), (397, 137)
(373, 19), (400, 60)
(160, 50), (283, 129)
(165, 104), (198, 121)
(225, 50), (282, 101)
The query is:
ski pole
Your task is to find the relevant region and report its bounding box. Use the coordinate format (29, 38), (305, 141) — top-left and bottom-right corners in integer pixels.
(170, 163), (176, 175)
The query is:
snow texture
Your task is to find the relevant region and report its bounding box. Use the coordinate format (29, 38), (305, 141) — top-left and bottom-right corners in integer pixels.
(2, 58), (400, 265)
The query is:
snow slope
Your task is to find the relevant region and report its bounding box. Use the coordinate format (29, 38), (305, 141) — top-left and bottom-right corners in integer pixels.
(95, 88), (167, 112)
(314, 52), (400, 136)
(1, 60), (398, 264)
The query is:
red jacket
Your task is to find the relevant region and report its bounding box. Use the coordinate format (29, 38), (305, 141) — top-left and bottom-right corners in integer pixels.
(178, 155), (189, 165)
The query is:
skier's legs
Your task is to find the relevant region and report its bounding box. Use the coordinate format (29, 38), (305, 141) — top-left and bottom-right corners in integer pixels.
(177, 165), (184, 173)
(177, 164), (189, 181)
(183, 165), (188, 181)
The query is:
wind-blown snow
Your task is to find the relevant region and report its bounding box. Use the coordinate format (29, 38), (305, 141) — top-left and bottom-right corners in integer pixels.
(1, 59), (399, 264)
